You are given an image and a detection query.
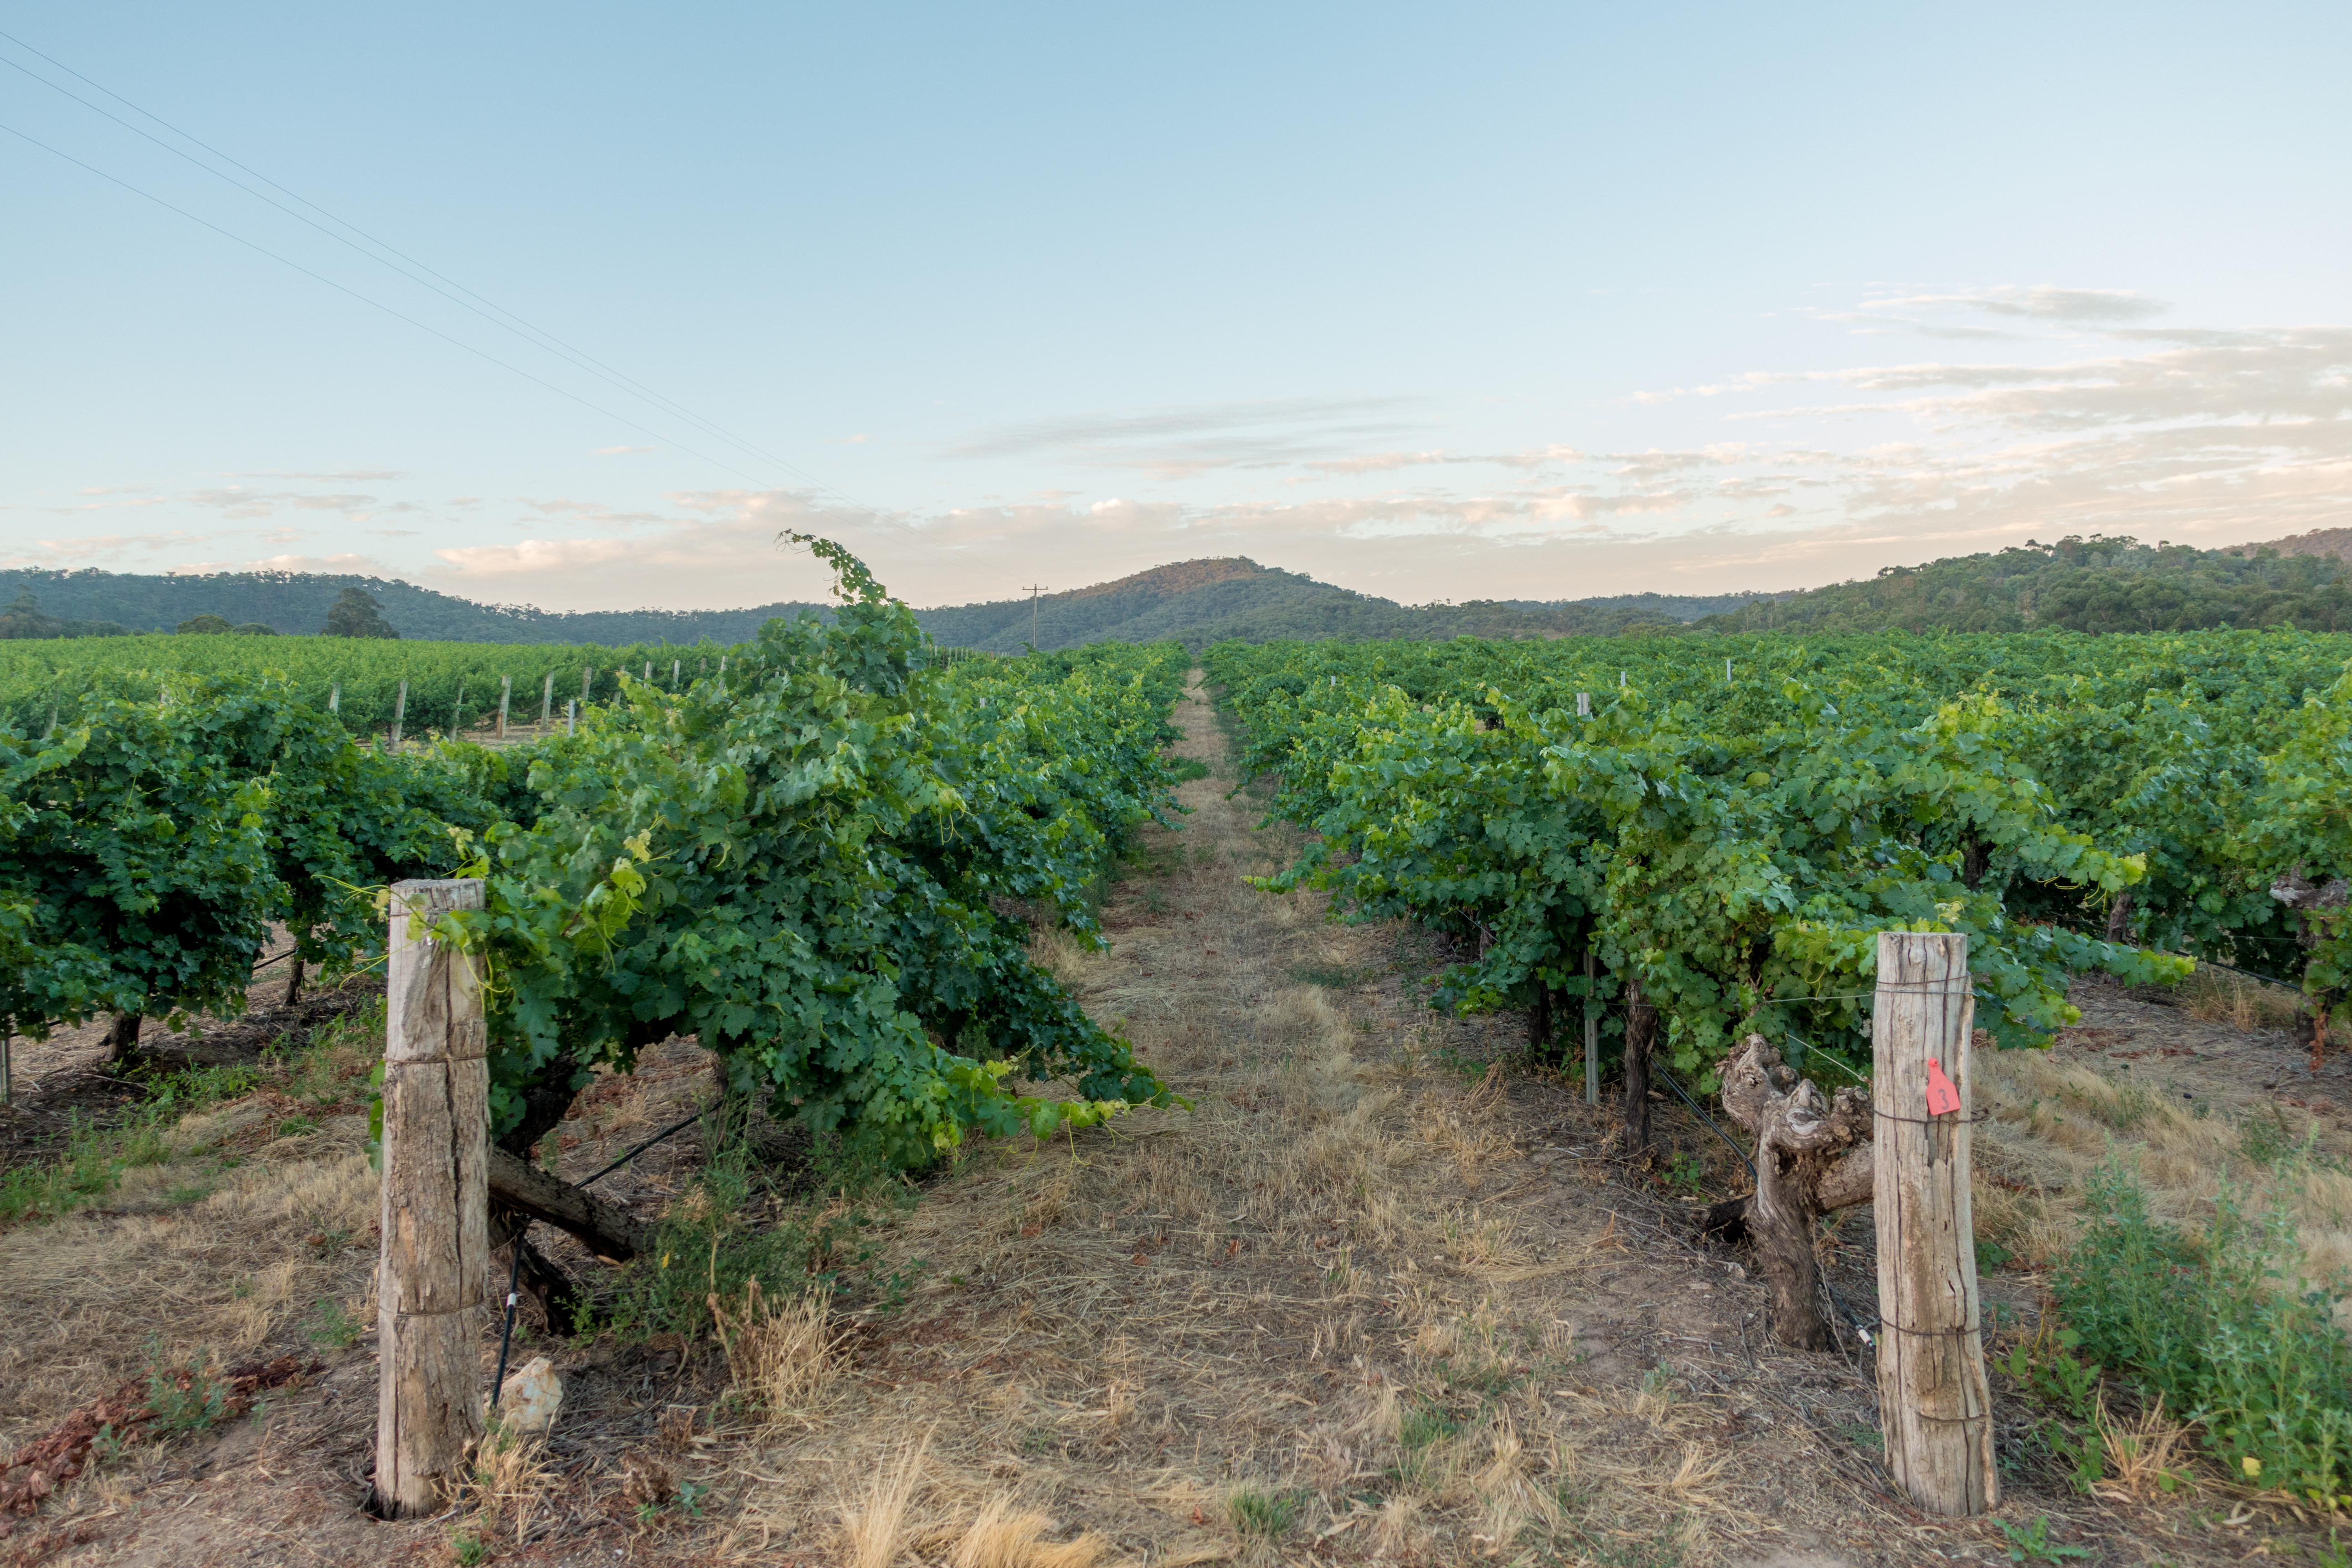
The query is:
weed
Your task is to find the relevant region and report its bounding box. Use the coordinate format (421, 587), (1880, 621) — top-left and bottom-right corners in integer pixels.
(1168, 757), (1211, 783)
(2238, 1106), (2311, 1172)
(1431, 1044), (1487, 1085)
(1977, 1238), (2015, 1273)
(606, 1105), (905, 1342)
(1663, 1151), (1707, 1197)
(449, 1530), (490, 1566)
(1399, 1398), (1460, 1450)
(1290, 962), (1367, 990)
(309, 1297), (365, 1349)
(2056, 1162), (2352, 1504)
(277, 1116), (319, 1138)
(144, 1342), (227, 1432)
(2001, 1325), (2100, 1421)
(164, 1182), (214, 1205)
(1997, 1515), (2090, 1563)
(1227, 1488), (1297, 1542)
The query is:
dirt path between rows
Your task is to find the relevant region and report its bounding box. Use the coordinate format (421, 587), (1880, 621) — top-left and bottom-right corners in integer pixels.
(7, 669), (2341, 1568)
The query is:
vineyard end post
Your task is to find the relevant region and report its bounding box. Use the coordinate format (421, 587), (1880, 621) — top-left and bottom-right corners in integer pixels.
(540, 672), (554, 728)
(1872, 930), (1995, 1515)
(374, 877), (489, 1519)
(1, 1028), (11, 1107)
(497, 675), (512, 741)
(391, 679), (407, 751)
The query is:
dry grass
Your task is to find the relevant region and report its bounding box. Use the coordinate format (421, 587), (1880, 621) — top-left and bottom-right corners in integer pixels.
(2178, 965), (2308, 1031)
(1975, 1033), (2352, 1288)
(708, 1278), (840, 1429)
(0, 1105), (379, 1448)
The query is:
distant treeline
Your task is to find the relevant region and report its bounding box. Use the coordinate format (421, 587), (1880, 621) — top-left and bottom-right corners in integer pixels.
(7, 537), (2347, 653)
(0, 568), (831, 646)
(1696, 536), (2352, 634)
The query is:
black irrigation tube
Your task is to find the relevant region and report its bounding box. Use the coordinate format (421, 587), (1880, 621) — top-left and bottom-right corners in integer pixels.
(1649, 1064), (1758, 1183)
(489, 1104), (710, 1408)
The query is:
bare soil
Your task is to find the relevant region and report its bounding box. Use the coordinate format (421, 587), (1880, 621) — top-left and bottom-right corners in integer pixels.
(3, 671), (2347, 1568)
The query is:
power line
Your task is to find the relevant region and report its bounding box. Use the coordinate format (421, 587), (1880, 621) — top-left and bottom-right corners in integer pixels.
(0, 32), (1030, 590)
(0, 46), (900, 536)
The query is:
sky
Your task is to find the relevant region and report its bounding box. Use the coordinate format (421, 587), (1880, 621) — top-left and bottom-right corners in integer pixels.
(4, 3), (2348, 612)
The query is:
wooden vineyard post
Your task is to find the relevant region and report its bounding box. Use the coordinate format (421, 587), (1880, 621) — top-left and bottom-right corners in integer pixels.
(566, 699), (577, 736)
(540, 672), (554, 729)
(497, 675), (511, 741)
(581, 666), (592, 706)
(391, 680), (407, 751)
(1583, 948), (1598, 1106)
(374, 878), (489, 1518)
(1872, 931), (1995, 1515)
(329, 683), (340, 716)
(1, 1028), (11, 1107)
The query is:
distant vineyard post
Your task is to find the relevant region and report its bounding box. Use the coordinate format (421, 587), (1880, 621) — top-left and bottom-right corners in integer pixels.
(1582, 948), (1598, 1106)
(497, 675), (511, 741)
(390, 679), (407, 751)
(374, 878), (489, 1519)
(1872, 931), (1995, 1515)
(539, 673), (553, 727)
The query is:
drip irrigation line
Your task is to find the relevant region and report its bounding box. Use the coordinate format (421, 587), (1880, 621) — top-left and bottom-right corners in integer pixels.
(578, 1107), (710, 1189)
(491, 1102), (709, 1408)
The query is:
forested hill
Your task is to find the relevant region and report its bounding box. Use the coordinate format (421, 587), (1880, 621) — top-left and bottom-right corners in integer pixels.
(1696, 536), (2352, 635)
(911, 558), (1694, 651)
(14, 536), (2344, 650)
(0, 568), (830, 645)
(0, 559), (1690, 651)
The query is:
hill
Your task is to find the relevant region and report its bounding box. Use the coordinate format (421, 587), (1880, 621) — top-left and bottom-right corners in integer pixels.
(1695, 534), (2352, 635)
(917, 559), (1693, 652)
(0, 559), (1686, 653)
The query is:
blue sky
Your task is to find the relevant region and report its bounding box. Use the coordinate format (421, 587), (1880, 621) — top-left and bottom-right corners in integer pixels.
(5, 3), (2348, 610)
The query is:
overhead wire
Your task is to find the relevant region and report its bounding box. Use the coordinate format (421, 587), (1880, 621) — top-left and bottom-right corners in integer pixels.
(0, 33), (1031, 590)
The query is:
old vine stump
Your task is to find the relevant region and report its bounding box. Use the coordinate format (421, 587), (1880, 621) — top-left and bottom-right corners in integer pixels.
(1716, 1035), (1869, 1348)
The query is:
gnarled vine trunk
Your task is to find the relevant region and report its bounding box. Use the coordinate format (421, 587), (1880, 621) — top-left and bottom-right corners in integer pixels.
(102, 1011), (141, 1066)
(1711, 1034), (1872, 1349)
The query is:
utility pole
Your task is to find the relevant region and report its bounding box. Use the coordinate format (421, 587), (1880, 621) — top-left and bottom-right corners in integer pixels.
(1023, 583), (1047, 650)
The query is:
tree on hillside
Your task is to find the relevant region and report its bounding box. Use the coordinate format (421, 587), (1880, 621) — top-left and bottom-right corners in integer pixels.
(322, 587), (399, 638)
(0, 591), (61, 640)
(176, 614), (235, 635)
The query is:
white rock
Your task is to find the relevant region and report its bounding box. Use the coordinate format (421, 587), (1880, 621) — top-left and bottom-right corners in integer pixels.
(497, 1356), (562, 1433)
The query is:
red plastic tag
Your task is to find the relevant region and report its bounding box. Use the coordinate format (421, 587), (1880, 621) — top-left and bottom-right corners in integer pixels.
(1925, 1059), (1961, 1117)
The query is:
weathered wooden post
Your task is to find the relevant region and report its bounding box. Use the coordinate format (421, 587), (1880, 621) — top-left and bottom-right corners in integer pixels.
(539, 673), (554, 729)
(1583, 949), (1599, 1107)
(1872, 931), (1996, 1515)
(1, 1028), (12, 1107)
(497, 675), (512, 741)
(391, 680), (407, 751)
(374, 878), (489, 1518)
